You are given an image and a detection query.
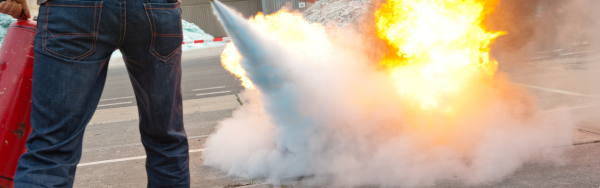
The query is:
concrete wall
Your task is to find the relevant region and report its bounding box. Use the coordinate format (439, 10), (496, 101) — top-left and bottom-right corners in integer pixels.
(181, 0), (309, 37)
(25, 0), (305, 37)
(182, 0), (262, 37)
(26, 0), (40, 18)
(262, 0), (309, 15)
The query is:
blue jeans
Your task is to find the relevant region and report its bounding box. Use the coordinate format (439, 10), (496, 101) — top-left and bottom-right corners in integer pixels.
(14, 0), (189, 187)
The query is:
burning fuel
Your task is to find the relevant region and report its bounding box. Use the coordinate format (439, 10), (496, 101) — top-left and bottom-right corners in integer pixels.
(377, 0), (504, 110)
(205, 0), (575, 187)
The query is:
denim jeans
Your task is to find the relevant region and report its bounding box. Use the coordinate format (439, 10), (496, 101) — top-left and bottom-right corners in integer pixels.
(14, 0), (189, 187)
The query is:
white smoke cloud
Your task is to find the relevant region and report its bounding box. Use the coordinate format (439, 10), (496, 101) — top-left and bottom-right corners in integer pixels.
(203, 2), (575, 187)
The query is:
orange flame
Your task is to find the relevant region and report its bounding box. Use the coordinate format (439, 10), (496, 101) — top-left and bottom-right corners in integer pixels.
(221, 43), (255, 89)
(222, 1), (505, 116)
(376, 0), (504, 111)
(220, 11), (328, 90)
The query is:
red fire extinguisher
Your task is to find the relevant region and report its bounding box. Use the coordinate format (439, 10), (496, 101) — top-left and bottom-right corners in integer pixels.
(0, 11), (37, 188)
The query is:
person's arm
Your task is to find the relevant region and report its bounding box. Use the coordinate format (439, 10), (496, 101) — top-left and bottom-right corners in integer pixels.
(0, 0), (31, 20)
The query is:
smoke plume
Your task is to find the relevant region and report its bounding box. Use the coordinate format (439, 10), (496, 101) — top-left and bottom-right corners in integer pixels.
(488, 0), (600, 57)
(204, 1), (575, 187)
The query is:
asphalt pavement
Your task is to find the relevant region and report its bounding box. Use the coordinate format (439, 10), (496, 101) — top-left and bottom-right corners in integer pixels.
(72, 47), (600, 187)
(75, 48), (256, 187)
(96, 55), (245, 110)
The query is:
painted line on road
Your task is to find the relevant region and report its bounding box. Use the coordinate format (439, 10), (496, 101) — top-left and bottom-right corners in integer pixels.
(188, 135), (210, 139)
(100, 96), (134, 101)
(78, 156), (147, 167)
(97, 101), (133, 107)
(192, 86), (226, 91)
(196, 91), (231, 96)
(189, 148), (206, 153)
(517, 83), (600, 98)
(78, 149), (207, 167)
(83, 135), (211, 152)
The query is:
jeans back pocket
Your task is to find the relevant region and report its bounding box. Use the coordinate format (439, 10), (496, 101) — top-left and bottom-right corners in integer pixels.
(144, 2), (183, 62)
(42, 0), (102, 61)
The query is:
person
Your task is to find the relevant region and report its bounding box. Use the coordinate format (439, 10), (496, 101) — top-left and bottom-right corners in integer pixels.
(1, 0), (190, 187)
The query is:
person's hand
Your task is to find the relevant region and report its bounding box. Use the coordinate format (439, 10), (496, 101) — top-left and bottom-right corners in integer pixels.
(0, 0), (31, 20)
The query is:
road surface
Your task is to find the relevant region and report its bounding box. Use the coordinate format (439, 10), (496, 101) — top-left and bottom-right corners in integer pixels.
(72, 49), (600, 187)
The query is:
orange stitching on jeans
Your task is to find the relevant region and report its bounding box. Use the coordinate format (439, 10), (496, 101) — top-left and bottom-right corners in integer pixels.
(145, 2), (179, 10)
(44, 36), (94, 59)
(54, 33), (95, 37)
(48, 5), (97, 59)
(151, 36), (182, 61)
(77, 1), (103, 61)
(43, 4), (49, 48)
(146, 7), (179, 9)
(42, 3), (101, 60)
(46, 5), (101, 7)
(146, 6), (156, 60)
(144, 3), (182, 62)
(115, 0), (125, 49)
(44, 27), (56, 36)
(42, 4), (52, 57)
(150, 46), (181, 62)
(55, 33), (96, 35)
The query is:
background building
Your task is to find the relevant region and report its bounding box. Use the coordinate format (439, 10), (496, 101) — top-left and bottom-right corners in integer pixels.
(24, 0), (314, 37)
(26, 0), (40, 18)
(182, 0), (313, 37)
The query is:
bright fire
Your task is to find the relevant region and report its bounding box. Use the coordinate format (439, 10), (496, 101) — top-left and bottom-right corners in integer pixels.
(221, 43), (255, 89)
(222, 0), (504, 112)
(376, 0), (504, 111)
(209, 0), (573, 184)
(220, 10), (329, 90)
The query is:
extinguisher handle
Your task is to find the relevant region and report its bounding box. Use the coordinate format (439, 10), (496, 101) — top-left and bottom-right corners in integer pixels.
(0, 0), (28, 20)
(19, 9), (27, 20)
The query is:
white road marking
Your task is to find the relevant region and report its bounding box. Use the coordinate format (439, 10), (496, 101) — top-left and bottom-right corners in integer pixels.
(100, 96), (134, 101)
(78, 156), (147, 167)
(189, 148), (206, 153)
(517, 84), (600, 98)
(188, 135), (210, 139)
(97, 101), (133, 107)
(561, 51), (591, 57)
(196, 91), (231, 96)
(78, 149), (207, 167)
(192, 86), (226, 91)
